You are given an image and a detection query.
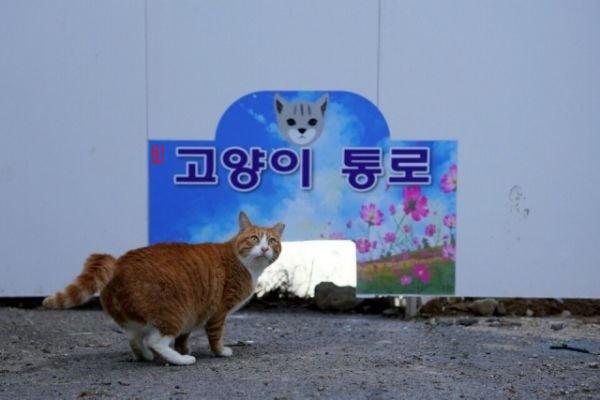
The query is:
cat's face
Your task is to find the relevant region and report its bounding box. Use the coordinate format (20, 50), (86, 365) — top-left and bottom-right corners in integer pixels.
(274, 94), (328, 146)
(234, 212), (285, 269)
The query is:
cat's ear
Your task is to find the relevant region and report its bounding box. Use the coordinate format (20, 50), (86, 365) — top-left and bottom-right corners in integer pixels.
(317, 94), (328, 115)
(272, 222), (285, 236)
(239, 212), (252, 231)
(274, 94), (286, 115)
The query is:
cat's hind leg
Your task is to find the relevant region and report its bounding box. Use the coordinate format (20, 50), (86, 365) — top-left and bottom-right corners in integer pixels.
(130, 337), (154, 361)
(146, 329), (196, 366)
(124, 324), (154, 361)
(174, 333), (191, 355)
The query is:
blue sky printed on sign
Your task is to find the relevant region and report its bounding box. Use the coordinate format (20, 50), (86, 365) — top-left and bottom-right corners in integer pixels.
(149, 91), (457, 295)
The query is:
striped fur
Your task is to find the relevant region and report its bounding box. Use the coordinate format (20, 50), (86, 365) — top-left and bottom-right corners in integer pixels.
(41, 212), (284, 365)
(42, 253), (116, 309)
(274, 93), (328, 146)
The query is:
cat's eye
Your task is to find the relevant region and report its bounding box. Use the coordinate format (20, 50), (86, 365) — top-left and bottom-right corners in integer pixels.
(268, 238), (277, 245)
(308, 118), (318, 126)
(250, 235), (259, 243)
(286, 118), (296, 126)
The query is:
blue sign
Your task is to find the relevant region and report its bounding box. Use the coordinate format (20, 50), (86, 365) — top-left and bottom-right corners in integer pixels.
(149, 91), (457, 295)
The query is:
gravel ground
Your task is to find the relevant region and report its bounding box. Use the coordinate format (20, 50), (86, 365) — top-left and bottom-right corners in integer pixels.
(0, 307), (599, 399)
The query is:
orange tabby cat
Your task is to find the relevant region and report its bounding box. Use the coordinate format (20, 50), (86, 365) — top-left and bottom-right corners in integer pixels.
(42, 212), (284, 365)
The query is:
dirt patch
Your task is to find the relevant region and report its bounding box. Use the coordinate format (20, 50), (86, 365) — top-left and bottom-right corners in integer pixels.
(420, 297), (600, 318)
(4, 293), (600, 318)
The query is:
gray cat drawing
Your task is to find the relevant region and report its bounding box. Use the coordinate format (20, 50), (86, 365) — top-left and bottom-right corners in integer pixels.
(274, 93), (328, 146)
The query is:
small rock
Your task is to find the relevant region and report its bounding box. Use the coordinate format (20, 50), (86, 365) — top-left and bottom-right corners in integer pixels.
(448, 302), (471, 312)
(382, 308), (401, 317)
(496, 303), (507, 316)
(588, 362), (599, 369)
(109, 326), (123, 334)
(526, 309), (534, 317)
(560, 310), (572, 318)
(550, 323), (564, 331)
(229, 340), (254, 347)
(314, 282), (362, 312)
(500, 320), (522, 327)
(457, 318), (478, 326)
(469, 299), (498, 317)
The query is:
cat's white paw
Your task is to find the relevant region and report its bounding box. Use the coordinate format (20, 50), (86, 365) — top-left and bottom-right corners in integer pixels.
(177, 355), (197, 365)
(217, 346), (233, 357)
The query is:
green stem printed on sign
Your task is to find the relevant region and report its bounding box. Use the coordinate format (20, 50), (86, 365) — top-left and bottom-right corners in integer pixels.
(389, 212), (407, 254)
(367, 224), (373, 261)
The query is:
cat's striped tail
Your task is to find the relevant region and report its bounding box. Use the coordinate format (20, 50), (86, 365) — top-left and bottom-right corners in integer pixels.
(42, 254), (116, 309)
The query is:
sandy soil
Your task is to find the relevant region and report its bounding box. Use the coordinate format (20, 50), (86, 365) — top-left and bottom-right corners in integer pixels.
(0, 307), (599, 399)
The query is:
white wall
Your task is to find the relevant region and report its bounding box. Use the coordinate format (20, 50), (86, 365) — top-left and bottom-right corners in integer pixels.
(1, 1), (599, 298)
(0, 1), (147, 296)
(379, 0), (600, 297)
(146, 0), (379, 139)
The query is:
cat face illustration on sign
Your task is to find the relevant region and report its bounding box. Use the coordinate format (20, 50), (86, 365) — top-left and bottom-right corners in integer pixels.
(149, 90), (458, 297)
(274, 93), (328, 146)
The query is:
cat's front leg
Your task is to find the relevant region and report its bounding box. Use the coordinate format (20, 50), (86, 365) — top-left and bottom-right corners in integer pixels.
(205, 313), (232, 357)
